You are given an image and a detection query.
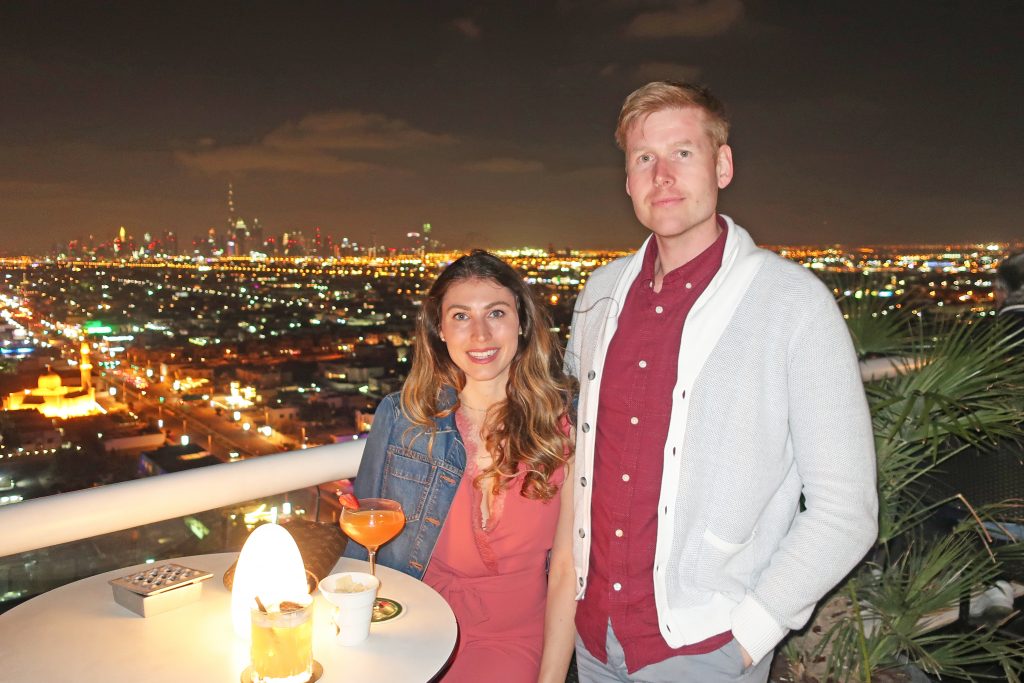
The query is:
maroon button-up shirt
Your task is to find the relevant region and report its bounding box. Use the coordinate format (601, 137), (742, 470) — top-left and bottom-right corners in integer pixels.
(575, 220), (733, 672)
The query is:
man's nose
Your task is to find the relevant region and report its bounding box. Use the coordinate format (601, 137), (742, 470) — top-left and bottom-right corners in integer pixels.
(654, 160), (673, 186)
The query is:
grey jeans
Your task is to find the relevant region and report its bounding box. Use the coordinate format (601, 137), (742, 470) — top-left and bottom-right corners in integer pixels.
(575, 621), (772, 683)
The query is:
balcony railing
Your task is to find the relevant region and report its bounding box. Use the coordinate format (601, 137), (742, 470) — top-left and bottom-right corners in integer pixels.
(0, 441), (367, 611)
(0, 440), (365, 558)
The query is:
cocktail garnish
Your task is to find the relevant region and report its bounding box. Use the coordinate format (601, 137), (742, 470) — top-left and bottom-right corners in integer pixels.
(337, 492), (360, 510)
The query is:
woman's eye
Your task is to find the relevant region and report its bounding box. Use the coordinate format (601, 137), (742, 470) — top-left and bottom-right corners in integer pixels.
(453, 312), (468, 321)
(489, 309), (505, 318)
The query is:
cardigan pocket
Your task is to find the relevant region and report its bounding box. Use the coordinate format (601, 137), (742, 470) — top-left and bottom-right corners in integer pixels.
(696, 527), (757, 590)
(381, 445), (431, 523)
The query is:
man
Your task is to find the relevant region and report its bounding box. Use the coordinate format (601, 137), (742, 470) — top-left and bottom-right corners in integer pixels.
(566, 81), (878, 682)
(994, 251), (1024, 338)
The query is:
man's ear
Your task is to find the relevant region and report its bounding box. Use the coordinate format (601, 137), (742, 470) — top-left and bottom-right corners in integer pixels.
(716, 144), (734, 190)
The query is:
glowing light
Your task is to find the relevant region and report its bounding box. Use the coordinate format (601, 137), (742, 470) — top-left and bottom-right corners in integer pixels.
(230, 523), (309, 638)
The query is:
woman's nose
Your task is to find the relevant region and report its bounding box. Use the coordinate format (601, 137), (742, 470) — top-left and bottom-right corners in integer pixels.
(470, 317), (490, 340)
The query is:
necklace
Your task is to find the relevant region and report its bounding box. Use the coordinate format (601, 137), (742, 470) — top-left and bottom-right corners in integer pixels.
(458, 397), (495, 413)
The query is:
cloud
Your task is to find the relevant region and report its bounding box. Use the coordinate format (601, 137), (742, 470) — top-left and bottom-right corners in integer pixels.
(626, 0), (744, 38)
(464, 157), (545, 173)
(262, 111), (454, 151)
(176, 147), (374, 175)
(177, 111), (454, 175)
(632, 61), (703, 83)
(452, 17), (482, 40)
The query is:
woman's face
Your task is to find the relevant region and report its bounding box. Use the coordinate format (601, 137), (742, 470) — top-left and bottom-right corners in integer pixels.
(439, 277), (520, 393)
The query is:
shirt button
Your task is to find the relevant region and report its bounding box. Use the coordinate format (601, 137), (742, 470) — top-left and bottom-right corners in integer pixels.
(655, 305), (664, 314)
(580, 476), (587, 487)
(622, 473), (630, 482)
(638, 360), (647, 368)
(613, 582), (622, 591)
(615, 529), (623, 537)
(587, 370), (596, 380)
(685, 282), (693, 289)
(630, 416), (639, 425)
(578, 528), (586, 538)
(581, 422), (590, 433)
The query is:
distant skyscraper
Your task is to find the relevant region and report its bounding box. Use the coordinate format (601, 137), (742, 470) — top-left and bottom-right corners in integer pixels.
(164, 230), (179, 256)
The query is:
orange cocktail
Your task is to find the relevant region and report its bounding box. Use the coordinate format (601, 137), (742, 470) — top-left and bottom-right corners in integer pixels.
(338, 497), (405, 622)
(340, 508), (405, 550)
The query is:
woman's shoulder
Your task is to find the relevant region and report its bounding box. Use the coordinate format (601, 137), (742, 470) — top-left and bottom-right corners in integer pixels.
(373, 391), (403, 420)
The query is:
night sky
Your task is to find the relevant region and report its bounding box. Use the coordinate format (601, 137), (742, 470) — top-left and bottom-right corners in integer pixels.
(1, 0), (1021, 254)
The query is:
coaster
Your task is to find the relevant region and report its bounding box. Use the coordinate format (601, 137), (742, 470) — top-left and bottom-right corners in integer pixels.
(371, 597), (404, 623)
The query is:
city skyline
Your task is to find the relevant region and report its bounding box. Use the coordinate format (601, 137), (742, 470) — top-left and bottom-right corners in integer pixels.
(1, 0), (1021, 254)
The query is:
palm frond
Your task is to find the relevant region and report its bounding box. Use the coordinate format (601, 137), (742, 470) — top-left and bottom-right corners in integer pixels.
(825, 530), (1024, 681)
(868, 318), (1024, 542)
(826, 276), (918, 358)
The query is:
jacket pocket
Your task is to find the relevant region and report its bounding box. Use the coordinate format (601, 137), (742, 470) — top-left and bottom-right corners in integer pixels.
(381, 445), (431, 523)
(695, 527), (757, 591)
(702, 528), (754, 554)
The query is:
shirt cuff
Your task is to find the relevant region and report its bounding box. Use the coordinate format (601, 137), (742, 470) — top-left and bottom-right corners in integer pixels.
(730, 595), (787, 666)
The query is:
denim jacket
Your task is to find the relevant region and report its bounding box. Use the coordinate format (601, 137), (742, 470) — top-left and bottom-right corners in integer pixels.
(341, 389), (466, 580)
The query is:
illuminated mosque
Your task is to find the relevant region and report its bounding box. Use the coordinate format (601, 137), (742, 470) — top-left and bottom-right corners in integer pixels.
(2, 342), (104, 419)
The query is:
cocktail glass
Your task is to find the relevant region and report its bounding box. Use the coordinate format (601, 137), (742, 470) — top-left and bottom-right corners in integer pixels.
(339, 497), (405, 622)
(249, 597), (314, 683)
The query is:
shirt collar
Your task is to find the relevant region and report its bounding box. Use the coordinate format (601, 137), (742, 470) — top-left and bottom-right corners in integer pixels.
(639, 216), (729, 289)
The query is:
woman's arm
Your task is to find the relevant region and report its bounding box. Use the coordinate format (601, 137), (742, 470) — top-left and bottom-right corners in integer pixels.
(538, 460), (578, 683)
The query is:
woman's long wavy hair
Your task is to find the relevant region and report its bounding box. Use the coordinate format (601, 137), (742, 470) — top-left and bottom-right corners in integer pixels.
(400, 250), (574, 501)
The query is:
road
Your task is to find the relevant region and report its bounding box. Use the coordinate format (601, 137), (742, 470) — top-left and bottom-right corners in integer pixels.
(108, 369), (301, 461)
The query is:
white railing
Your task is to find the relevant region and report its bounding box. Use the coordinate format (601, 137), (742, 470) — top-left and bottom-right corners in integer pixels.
(859, 355), (922, 382)
(0, 440), (365, 558)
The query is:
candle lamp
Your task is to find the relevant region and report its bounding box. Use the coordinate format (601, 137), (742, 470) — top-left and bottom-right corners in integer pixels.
(231, 523), (319, 683)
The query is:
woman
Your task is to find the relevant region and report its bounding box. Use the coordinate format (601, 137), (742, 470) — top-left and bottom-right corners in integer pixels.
(343, 250), (577, 682)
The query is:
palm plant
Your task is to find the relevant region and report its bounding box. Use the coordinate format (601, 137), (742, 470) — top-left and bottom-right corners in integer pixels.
(783, 284), (1024, 682)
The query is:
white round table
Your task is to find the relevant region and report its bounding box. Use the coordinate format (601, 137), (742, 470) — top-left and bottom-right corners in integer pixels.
(0, 553), (457, 683)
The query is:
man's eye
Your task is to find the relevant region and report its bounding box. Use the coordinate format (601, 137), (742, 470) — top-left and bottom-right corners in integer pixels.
(639, 154), (652, 163)
(677, 150), (690, 158)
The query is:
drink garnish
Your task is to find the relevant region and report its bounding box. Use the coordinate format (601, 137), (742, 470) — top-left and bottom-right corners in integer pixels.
(337, 492), (360, 510)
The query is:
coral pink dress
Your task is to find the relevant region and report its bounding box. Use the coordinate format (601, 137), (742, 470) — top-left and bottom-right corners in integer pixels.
(422, 411), (566, 682)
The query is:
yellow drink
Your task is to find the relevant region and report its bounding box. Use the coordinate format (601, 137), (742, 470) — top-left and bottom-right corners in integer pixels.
(250, 601), (313, 683)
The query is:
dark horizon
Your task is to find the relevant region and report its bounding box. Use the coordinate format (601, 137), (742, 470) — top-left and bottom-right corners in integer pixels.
(1, 0), (1021, 254)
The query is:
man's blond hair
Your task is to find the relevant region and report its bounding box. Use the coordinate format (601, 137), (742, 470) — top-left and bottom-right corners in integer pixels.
(615, 81), (730, 151)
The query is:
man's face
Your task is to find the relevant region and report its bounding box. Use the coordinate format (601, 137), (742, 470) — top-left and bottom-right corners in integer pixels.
(625, 107), (733, 245)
